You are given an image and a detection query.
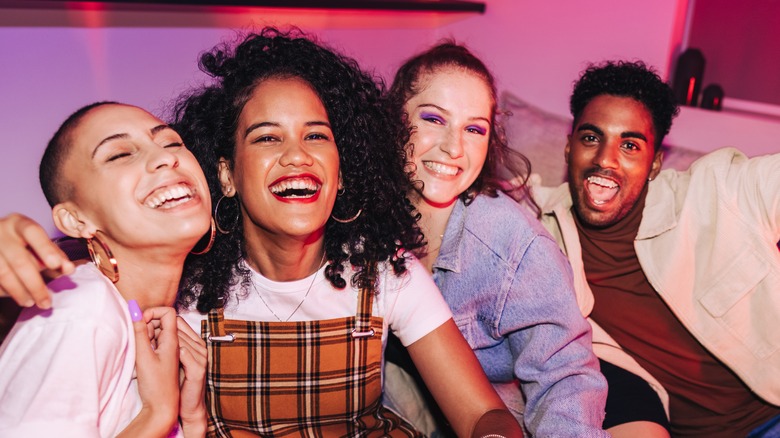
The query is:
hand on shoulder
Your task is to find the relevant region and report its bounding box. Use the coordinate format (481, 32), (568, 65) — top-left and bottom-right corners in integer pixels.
(0, 213), (74, 309)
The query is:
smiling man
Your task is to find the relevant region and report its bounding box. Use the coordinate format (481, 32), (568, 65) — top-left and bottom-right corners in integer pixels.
(533, 61), (780, 438)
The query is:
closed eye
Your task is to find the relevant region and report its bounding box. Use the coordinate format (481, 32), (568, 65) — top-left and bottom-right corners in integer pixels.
(164, 142), (184, 149)
(106, 152), (132, 162)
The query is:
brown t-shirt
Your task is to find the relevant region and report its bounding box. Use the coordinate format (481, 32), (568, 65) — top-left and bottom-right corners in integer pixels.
(575, 191), (780, 437)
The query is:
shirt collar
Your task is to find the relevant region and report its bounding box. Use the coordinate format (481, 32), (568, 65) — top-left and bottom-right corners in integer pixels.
(636, 170), (679, 239)
(432, 198), (467, 273)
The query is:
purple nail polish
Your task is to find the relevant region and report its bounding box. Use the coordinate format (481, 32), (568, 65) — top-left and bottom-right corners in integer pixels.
(127, 300), (142, 322)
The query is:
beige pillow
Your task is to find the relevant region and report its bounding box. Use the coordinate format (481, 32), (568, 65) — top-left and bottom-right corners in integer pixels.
(500, 91), (571, 186)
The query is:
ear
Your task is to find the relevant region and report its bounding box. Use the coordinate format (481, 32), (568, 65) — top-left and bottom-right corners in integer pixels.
(217, 158), (235, 197)
(564, 134), (572, 165)
(52, 203), (95, 239)
(649, 148), (664, 181)
(338, 171), (344, 191)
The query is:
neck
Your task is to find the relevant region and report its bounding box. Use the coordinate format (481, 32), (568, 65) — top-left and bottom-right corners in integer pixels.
(574, 186), (648, 239)
(413, 194), (458, 272)
(243, 227), (326, 282)
(110, 246), (188, 310)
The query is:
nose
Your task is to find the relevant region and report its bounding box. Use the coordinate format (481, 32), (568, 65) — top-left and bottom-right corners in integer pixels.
(592, 143), (619, 169)
(279, 139), (314, 167)
(440, 129), (465, 159)
(147, 145), (179, 172)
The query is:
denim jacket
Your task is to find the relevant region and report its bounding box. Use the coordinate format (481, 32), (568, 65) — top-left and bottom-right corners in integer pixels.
(433, 192), (609, 437)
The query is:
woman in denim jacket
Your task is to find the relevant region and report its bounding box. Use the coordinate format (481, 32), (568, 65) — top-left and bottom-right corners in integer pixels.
(383, 43), (609, 437)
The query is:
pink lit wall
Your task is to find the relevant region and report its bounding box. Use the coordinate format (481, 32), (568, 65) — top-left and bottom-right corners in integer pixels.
(7, 0), (772, 234)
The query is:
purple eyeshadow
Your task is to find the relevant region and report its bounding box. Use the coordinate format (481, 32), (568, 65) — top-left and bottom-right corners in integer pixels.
(420, 112), (445, 124)
(468, 125), (487, 135)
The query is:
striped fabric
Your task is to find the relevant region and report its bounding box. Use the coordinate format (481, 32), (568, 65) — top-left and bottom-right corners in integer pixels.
(202, 281), (421, 437)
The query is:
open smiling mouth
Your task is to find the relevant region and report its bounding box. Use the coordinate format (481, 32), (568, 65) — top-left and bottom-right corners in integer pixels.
(585, 175), (619, 206)
(144, 183), (194, 209)
(423, 161), (459, 176)
(270, 177), (321, 199)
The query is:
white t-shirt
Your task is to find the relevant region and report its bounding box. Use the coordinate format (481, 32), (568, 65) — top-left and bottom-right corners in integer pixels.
(0, 263), (182, 438)
(179, 256), (452, 349)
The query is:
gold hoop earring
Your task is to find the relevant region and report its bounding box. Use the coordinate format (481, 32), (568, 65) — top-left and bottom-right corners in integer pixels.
(191, 218), (216, 255)
(87, 230), (119, 283)
(331, 208), (362, 224)
(214, 195), (240, 234)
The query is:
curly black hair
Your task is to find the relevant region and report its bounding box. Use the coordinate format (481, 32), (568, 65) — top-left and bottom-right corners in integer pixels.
(386, 42), (533, 206)
(173, 28), (423, 313)
(570, 60), (679, 150)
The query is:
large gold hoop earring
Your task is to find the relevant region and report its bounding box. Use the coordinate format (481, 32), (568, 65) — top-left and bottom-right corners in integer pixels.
(190, 218), (216, 255)
(331, 209), (362, 224)
(214, 195), (240, 234)
(87, 230), (119, 283)
(331, 189), (362, 224)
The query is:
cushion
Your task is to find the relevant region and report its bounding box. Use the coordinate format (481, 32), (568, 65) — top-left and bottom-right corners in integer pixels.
(500, 91), (570, 186)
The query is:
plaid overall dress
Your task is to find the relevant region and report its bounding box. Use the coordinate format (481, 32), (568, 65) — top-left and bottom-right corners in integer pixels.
(201, 279), (422, 437)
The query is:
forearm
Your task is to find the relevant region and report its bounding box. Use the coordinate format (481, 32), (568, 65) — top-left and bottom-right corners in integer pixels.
(116, 407), (178, 438)
(407, 320), (523, 438)
(471, 409), (523, 438)
(181, 415), (207, 438)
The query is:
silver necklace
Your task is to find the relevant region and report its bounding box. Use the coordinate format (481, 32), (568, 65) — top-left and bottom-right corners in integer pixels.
(252, 252), (326, 322)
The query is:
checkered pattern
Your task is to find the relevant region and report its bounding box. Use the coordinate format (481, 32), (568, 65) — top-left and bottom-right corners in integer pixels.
(202, 282), (421, 437)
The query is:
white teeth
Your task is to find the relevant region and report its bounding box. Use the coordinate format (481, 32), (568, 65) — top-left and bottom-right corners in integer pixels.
(270, 178), (321, 198)
(424, 161), (458, 176)
(587, 175), (618, 188)
(145, 183), (193, 209)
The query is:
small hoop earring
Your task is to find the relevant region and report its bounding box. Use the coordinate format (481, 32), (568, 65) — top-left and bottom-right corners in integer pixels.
(214, 194), (240, 234)
(87, 230), (119, 283)
(190, 218), (216, 255)
(331, 208), (362, 224)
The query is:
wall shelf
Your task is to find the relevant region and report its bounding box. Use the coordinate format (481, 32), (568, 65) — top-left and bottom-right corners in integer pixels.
(666, 105), (780, 157)
(0, 0), (485, 13)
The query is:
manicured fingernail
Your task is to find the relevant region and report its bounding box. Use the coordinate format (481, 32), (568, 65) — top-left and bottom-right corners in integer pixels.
(128, 300), (142, 322)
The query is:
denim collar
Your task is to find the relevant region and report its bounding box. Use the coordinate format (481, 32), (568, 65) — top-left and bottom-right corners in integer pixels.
(432, 198), (468, 274)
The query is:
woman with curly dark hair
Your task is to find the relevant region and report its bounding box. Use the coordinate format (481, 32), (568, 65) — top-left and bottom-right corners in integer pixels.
(382, 42), (609, 437)
(170, 29), (522, 437)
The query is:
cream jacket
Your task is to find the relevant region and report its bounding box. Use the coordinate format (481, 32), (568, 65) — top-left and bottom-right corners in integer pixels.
(532, 148), (780, 414)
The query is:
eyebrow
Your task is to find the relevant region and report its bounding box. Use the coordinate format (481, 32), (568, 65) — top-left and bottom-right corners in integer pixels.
(151, 124), (174, 136)
(243, 120), (332, 138)
(576, 123), (648, 142)
(91, 124), (171, 158)
(417, 103), (491, 124)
